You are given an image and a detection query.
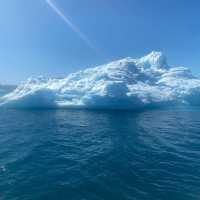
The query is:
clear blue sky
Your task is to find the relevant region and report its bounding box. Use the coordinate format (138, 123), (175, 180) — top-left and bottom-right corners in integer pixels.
(0, 0), (200, 84)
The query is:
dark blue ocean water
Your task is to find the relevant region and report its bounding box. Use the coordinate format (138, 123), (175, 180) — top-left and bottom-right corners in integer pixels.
(0, 108), (200, 200)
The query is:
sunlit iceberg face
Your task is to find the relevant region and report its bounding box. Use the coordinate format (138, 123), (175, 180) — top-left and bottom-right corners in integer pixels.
(1, 51), (200, 109)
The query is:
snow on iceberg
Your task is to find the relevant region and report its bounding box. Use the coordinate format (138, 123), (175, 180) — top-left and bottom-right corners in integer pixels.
(1, 51), (200, 109)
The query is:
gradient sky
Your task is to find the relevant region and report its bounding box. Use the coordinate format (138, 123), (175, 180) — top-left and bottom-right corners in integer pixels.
(0, 0), (200, 84)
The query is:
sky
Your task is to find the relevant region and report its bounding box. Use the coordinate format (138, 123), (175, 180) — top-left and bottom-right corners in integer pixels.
(0, 0), (200, 84)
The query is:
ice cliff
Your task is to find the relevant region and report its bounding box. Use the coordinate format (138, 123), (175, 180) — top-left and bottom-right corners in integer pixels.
(1, 51), (200, 109)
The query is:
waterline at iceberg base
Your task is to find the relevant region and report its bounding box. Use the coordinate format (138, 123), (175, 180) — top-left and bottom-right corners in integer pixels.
(1, 51), (200, 109)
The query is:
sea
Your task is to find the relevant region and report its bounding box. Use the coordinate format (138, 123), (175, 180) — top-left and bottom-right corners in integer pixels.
(0, 107), (200, 200)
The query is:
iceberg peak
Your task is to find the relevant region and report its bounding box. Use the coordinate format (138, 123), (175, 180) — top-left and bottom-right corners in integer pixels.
(138, 51), (168, 69)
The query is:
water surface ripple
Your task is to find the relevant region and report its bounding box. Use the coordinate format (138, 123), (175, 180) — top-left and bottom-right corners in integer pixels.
(0, 108), (200, 200)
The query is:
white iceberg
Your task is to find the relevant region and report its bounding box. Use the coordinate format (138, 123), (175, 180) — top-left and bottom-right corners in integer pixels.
(1, 51), (200, 109)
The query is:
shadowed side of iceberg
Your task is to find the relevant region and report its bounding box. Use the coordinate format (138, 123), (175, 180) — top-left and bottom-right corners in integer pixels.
(0, 89), (57, 109)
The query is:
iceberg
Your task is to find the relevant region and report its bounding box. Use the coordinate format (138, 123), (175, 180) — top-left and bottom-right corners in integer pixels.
(1, 51), (200, 109)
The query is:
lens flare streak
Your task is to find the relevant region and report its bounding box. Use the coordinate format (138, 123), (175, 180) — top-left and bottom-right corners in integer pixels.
(45, 0), (97, 52)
